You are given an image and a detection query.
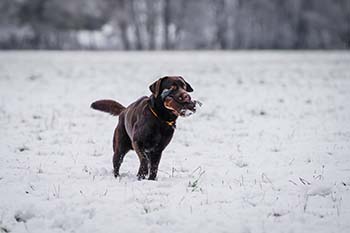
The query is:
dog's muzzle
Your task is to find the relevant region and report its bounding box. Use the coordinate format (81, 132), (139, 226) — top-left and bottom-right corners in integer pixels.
(161, 89), (202, 117)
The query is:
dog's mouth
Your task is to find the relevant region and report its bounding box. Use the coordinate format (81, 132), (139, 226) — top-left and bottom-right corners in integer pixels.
(163, 96), (201, 117)
(161, 88), (202, 117)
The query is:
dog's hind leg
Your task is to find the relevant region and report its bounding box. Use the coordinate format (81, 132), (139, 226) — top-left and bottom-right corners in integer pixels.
(112, 118), (131, 178)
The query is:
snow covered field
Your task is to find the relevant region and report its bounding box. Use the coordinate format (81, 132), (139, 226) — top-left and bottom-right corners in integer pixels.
(1, 51), (350, 233)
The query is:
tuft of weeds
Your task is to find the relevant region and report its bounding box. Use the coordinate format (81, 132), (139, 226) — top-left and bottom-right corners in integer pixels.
(14, 210), (34, 224)
(0, 226), (10, 233)
(0, 220), (10, 233)
(188, 167), (205, 192)
(14, 214), (25, 223)
(143, 206), (150, 214)
(272, 212), (282, 217)
(37, 164), (44, 174)
(18, 146), (29, 152)
(234, 159), (248, 168)
(52, 184), (61, 199)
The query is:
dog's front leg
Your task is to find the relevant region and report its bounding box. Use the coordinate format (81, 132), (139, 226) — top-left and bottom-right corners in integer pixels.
(149, 152), (162, 180)
(137, 157), (149, 180)
(133, 142), (150, 180)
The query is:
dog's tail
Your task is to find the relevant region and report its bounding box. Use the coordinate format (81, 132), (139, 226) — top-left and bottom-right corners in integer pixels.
(91, 99), (126, 116)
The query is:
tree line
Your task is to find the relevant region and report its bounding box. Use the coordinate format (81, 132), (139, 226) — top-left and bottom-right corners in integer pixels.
(0, 0), (349, 50)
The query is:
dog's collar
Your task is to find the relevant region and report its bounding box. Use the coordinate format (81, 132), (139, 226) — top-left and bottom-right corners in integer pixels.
(148, 104), (176, 128)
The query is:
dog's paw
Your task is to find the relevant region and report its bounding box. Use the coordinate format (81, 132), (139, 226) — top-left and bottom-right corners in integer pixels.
(137, 174), (147, 180)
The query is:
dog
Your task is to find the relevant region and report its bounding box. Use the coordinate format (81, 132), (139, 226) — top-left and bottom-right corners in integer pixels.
(91, 76), (199, 180)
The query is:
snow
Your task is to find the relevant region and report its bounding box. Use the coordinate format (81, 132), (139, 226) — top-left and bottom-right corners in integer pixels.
(0, 51), (350, 233)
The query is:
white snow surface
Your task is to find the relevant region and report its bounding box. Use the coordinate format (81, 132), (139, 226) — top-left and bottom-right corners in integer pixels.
(0, 51), (350, 233)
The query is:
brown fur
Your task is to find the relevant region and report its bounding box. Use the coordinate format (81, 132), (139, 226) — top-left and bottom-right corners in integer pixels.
(91, 76), (195, 180)
(91, 100), (126, 116)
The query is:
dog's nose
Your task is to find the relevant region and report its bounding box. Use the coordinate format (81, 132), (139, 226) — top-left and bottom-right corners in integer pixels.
(179, 93), (191, 103)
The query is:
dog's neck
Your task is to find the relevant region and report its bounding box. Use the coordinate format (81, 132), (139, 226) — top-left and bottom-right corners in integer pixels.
(149, 95), (178, 126)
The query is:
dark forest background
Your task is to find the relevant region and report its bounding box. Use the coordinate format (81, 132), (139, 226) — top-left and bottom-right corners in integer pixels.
(0, 0), (349, 50)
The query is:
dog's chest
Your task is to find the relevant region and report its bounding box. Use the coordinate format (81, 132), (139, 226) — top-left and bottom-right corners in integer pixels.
(145, 126), (173, 148)
(133, 124), (174, 155)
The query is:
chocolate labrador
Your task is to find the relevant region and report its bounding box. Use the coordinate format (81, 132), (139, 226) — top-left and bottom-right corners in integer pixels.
(91, 76), (199, 180)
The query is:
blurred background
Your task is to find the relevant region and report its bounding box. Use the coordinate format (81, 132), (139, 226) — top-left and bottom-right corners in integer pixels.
(0, 0), (349, 50)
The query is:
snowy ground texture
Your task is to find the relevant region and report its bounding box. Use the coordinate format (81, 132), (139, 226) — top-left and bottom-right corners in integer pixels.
(1, 51), (350, 233)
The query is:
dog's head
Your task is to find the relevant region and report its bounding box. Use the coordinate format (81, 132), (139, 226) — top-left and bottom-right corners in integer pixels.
(149, 76), (197, 117)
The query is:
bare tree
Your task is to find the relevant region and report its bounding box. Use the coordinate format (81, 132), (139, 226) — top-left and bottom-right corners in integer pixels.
(115, 0), (131, 50)
(1, 0), (349, 49)
(145, 0), (158, 50)
(213, 0), (229, 49)
(162, 0), (171, 49)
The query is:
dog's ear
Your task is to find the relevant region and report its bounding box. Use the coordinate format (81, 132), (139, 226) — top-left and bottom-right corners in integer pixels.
(184, 81), (193, 92)
(149, 77), (166, 98)
(179, 76), (194, 92)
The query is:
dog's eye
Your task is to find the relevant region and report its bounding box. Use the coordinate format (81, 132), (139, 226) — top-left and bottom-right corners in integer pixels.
(171, 85), (178, 90)
(178, 96), (183, 101)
